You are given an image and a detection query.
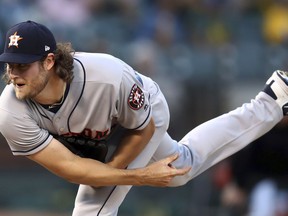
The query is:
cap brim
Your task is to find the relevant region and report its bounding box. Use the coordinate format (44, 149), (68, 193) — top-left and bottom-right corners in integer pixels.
(0, 53), (43, 64)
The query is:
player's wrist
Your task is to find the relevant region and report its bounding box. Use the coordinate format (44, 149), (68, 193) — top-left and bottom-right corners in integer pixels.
(121, 168), (144, 186)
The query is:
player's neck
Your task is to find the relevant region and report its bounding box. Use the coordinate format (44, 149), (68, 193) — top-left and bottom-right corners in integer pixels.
(33, 76), (67, 106)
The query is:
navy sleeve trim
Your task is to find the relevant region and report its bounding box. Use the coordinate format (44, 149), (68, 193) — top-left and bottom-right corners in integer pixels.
(12, 134), (51, 154)
(133, 104), (151, 130)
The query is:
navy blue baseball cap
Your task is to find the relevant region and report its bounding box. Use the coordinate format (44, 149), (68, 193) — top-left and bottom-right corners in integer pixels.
(0, 20), (56, 64)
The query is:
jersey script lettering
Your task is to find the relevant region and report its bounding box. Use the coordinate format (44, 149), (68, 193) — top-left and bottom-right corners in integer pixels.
(62, 128), (110, 140)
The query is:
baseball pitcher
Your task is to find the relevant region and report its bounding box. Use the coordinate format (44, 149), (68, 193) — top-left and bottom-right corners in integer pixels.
(0, 21), (287, 216)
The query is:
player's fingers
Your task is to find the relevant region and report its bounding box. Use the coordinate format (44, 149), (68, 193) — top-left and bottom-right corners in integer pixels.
(166, 167), (191, 180)
(164, 153), (179, 165)
(165, 154), (191, 176)
(175, 167), (191, 175)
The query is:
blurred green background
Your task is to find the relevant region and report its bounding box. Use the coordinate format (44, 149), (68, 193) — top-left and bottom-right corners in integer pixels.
(1, 0), (288, 215)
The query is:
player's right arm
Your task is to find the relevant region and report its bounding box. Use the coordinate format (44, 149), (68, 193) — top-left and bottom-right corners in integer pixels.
(27, 138), (191, 187)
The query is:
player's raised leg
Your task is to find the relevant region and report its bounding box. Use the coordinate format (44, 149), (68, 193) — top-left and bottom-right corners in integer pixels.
(163, 70), (288, 186)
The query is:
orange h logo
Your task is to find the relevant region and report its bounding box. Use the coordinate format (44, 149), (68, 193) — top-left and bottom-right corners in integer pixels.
(8, 32), (23, 48)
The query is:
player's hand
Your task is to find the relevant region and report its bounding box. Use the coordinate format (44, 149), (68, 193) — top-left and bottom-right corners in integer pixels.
(139, 154), (191, 187)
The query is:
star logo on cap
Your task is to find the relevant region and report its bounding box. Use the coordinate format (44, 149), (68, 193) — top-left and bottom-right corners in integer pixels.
(8, 32), (23, 48)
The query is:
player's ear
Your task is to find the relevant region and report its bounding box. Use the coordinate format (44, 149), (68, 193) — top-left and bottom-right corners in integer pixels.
(44, 53), (55, 70)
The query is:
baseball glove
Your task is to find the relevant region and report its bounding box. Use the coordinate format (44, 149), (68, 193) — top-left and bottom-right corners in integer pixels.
(54, 135), (108, 162)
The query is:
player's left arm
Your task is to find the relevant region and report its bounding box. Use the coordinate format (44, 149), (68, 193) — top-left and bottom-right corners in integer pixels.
(107, 118), (155, 169)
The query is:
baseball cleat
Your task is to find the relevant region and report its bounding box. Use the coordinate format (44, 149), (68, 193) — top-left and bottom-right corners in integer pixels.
(263, 70), (288, 115)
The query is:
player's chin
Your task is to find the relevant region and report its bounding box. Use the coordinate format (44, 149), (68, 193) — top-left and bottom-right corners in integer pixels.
(14, 88), (30, 100)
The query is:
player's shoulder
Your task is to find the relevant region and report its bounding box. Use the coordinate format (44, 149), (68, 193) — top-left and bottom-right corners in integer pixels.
(74, 52), (122, 69)
(73, 52), (127, 83)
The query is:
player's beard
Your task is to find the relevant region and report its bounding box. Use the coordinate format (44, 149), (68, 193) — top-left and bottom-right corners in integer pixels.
(14, 69), (50, 100)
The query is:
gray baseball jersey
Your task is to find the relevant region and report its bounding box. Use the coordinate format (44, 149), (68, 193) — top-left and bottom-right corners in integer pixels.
(0, 52), (154, 155)
(0, 52), (284, 216)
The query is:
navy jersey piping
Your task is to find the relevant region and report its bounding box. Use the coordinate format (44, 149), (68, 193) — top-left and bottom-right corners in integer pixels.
(29, 100), (51, 120)
(67, 58), (86, 133)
